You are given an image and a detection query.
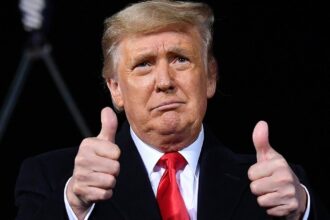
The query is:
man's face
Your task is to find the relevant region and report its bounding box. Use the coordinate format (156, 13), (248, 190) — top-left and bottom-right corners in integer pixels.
(107, 27), (216, 151)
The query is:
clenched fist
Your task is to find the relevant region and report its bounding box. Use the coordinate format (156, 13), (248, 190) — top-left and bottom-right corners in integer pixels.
(67, 107), (121, 219)
(248, 121), (307, 220)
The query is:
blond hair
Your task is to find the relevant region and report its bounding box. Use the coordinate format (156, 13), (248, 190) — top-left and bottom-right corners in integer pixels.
(101, 0), (215, 79)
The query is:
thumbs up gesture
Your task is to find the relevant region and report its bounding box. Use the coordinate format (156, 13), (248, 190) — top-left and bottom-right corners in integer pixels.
(67, 107), (121, 219)
(248, 121), (307, 220)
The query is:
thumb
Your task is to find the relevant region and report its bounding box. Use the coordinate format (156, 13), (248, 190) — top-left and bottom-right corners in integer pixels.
(97, 107), (118, 142)
(252, 120), (279, 162)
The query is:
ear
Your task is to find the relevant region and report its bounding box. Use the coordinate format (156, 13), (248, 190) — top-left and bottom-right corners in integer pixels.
(206, 57), (218, 98)
(106, 78), (124, 110)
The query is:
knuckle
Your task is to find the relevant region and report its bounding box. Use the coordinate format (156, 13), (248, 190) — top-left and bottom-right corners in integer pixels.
(110, 176), (117, 188)
(106, 175), (117, 188)
(74, 156), (86, 166)
(74, 171), (87, 182)
(80, 138), (91, 148)
(247, 167), (255, 180)
(287, 174), (295, 183)
(287, 185), (296, 197)
(112, 160), (121, 176)
(97, 190), (113, 200)
(104, 190), (113, 199)
(257, 196), (265, 207)
(250, 182), (258, 194)
(266, 209), (274, 216)
(290, 199), (299, 211)
(112, 145), (121, 159)
(72, 184), (84, 196)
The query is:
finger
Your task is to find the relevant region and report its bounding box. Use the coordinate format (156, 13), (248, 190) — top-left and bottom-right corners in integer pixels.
(97, 107), (118, 142)
(250, 176), (278, 196)
(93, 139), (121, 160)
(73, 171), (117, 189)
(90, 155), (120, 176)
(252, 120), (280, 162)
(265, 204), (293, 217)
(76, 186), (114, 203)
(256, 191), (282, 208)
(255, 185), (300, 216)
(248, 158), (287, 180)
(85, 172), (117, 189)
(77, 138), (121, 162)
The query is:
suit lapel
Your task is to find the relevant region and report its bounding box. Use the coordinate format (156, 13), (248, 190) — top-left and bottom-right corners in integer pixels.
(197, 128), (252, 220)
(111, 122), (162, 220)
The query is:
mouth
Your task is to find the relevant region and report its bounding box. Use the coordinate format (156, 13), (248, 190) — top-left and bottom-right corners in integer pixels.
(151, 101), (185, 111)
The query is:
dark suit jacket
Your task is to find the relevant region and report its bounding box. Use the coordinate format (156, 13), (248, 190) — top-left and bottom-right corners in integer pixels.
(15, 121), (329, 219)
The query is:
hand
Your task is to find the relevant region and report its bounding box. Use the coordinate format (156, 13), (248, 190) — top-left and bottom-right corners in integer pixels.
(248, 121), (307, 220)
(67, 107), (121, 219)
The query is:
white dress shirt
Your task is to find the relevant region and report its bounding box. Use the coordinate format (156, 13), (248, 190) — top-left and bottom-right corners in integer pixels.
(64, 125), (310, 220)
(131, 126), (203, 220)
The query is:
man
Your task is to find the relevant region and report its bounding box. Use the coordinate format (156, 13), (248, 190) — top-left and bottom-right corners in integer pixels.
(15, 0), (329, 219)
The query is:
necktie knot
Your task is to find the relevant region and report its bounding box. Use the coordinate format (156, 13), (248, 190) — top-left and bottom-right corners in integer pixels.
(158, 152), (187, 171)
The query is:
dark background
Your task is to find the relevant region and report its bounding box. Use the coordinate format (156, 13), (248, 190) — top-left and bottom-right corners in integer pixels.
(2, 0), (329, 218)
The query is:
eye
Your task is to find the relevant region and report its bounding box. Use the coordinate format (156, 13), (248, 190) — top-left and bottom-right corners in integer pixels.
(135, 61), (150, 68)
(131, 60), (153, 75)
(176, 56), (189, 63)
(172, 56), (190, 70)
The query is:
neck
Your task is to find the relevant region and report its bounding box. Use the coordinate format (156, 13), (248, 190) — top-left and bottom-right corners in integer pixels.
(132, 125), (202, 152)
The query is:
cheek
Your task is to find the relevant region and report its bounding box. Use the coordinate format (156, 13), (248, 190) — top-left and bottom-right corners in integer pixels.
(121, 77), (154, 109)
(186, 74), (208, 98)
(191, 76), (209, 112)
(180, 76), (208, 114)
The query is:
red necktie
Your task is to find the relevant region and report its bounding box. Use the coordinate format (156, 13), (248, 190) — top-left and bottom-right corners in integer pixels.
(156, 152), (189, 220)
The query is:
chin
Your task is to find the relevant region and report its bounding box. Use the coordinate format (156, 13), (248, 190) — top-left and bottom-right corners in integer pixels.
(158, 115), (182, 134)
(158, 127), (180, 136)
(154, 119), (180, 133)
(158, 144), (185, 152)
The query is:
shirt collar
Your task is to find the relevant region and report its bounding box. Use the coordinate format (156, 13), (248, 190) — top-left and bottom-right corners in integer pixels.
(130, 126), (204, 177)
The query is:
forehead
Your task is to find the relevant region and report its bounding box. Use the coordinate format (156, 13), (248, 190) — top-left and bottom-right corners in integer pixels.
(118, 28), (203, 57)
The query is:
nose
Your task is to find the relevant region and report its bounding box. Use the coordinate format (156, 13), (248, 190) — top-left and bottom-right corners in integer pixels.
(155, 61), (175, 93)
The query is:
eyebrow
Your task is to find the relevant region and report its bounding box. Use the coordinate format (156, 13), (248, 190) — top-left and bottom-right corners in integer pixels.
(166, 46), (191, 55)
(129, 45), (194, 66)
(133, 51), (157, 61)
